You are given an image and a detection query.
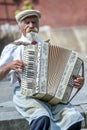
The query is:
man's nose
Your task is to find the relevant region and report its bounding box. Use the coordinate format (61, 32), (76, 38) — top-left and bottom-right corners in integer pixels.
(28, 22), (34, 28)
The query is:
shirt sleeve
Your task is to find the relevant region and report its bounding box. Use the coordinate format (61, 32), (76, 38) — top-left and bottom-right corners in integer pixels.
(0, 44), (17, 67)
(0, 44), (20, 85)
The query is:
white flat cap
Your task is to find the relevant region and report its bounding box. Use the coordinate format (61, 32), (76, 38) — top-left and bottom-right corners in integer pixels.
(15, 9), (41, 23)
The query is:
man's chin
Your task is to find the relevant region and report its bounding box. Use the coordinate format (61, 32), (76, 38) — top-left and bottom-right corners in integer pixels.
(26, 32), (38, 42)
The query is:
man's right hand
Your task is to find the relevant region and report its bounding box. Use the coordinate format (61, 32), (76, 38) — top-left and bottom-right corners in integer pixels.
(0, 60), (26, 80)
(8, 60), (27, 72)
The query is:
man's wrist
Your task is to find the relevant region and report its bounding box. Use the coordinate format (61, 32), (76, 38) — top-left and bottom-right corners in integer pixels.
(0, 64), (11, 80)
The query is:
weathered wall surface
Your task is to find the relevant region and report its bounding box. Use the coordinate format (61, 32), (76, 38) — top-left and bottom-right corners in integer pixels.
(0, 0), (87, 28)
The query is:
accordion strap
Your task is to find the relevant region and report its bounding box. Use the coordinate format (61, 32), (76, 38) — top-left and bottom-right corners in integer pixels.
(67, 60), (84, 104)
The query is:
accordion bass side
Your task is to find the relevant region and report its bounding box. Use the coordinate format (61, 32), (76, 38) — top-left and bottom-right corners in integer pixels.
(21, 42), (84, 105)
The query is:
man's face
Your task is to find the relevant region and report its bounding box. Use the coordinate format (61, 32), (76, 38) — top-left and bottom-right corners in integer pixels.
(19, 15), (39, 36)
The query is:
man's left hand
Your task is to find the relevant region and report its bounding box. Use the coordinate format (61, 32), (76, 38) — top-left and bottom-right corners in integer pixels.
(74, 75), (84, 89)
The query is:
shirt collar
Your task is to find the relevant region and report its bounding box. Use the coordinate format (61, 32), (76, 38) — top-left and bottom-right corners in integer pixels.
(15, 34), (31, 44)
(15, 33), (44, 44)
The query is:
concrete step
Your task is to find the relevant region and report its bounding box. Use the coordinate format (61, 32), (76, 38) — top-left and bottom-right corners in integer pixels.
(0, 101), (87, 130)
(0, 101), (30, 130)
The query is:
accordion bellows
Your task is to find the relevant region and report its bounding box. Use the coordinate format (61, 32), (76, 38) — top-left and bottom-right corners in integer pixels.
(21, 42), (83, 105)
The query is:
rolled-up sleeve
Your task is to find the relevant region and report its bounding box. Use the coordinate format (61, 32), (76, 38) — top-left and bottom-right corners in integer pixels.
(0, 44), (17, 67)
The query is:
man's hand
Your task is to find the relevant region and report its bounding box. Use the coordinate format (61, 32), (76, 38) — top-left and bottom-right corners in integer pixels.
(73, 75), (84, 89)
(0, 60), (26, 80)
(8, 60), (26, 72)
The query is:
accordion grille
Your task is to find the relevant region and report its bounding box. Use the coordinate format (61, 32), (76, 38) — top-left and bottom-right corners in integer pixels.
(47, 45), (71, 96)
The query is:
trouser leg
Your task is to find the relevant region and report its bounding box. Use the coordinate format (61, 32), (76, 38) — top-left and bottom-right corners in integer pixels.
(67, 121), (82, 130)
(30, 116), (50, 130)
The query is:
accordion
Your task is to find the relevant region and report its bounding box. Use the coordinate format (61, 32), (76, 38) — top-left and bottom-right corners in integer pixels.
(21, 42), (84, 105)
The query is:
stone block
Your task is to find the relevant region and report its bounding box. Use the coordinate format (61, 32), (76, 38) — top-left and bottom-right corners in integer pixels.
(0, 119), (30, 130)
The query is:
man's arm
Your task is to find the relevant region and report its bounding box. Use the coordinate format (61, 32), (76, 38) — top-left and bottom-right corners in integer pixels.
(0, 60), (26, 80)
(0, 64), (11, 80)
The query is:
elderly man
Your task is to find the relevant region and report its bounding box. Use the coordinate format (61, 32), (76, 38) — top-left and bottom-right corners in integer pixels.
(0, 9), (84, 130)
